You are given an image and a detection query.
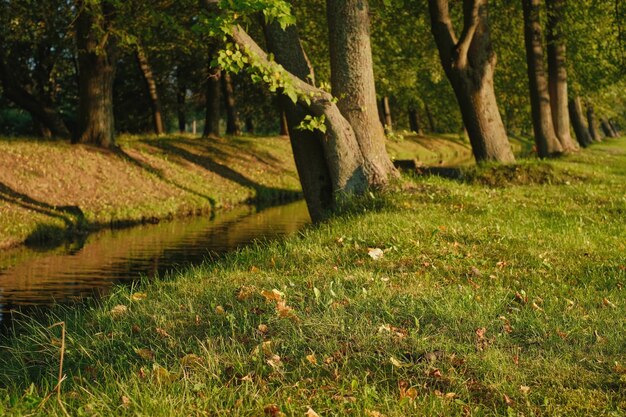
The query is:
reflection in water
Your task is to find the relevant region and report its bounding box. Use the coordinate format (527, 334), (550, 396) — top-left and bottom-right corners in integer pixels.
(0, 200), (310, 323)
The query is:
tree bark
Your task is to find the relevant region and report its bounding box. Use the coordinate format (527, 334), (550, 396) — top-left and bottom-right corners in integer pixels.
(279, 110), (289, 136)
(176, 67), (187, 133)
(327, 0), (397, 188)
(75, 0), (117, 148)
(568, 97), (592, 147)
(136, 45), (165, 135)
(608, 120), (620, 136)
(601, 119), (616, 138)
(522, 0), (563, 157)
(203, 61), (221, 138)
(221, 72), (241, 135)
(425, 102), (436, 132)
(428, 0), (515, 163)
(380, 96), (393, 131)
(586, 102), (602, 141)
(264, 22), (335, 221)
(408, 108), (424, 135)
(546, 0), (577, 152)
(0, 56), (71, 138)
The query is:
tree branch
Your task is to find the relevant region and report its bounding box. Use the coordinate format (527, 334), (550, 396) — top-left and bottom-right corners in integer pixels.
(427, 0), (458, 68)
(456, 0), (483, 69)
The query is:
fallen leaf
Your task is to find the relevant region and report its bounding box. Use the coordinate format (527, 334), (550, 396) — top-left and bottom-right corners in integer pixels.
(470, 266), (482, 277)
(261, 289), (284, 302)
(306, 354), (318, 365)
(390, 357), (406, 368)
(264, 404), (283, 416)
(258, 324), (269, 334)
(180, 354), (203, 368)
(267, 354), (282, 369)
(519, 385), (530, 395)
(152, 364), (173, 383)
(305, 407), (320, 417)
(121, 395), (131, 408)
(276, 301), (298, 320)
(430, 368), (442, 378)
(236, 286), (256, 301)
(366, 411), (386, 417)
(155, 327), (170, 338)
(131, 324), (141, 334)
(215, 305), (226, 315)
(131, 293), (147, 301)
(135, 348), (155, 361)
(503, 394), (513, 405)
(368, 248), (384, 260)
(110, 304), (128, 319)
(602, 298), (617, 308)
(399, 381), (418, 401)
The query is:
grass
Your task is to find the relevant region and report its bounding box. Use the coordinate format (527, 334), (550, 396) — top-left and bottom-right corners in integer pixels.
(1, 139), (625, 416)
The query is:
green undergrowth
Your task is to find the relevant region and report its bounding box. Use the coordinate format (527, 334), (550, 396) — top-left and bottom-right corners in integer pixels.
(1, 140), (625, 416)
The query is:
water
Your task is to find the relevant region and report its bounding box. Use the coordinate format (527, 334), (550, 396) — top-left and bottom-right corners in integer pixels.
(0, 200), (310, 325)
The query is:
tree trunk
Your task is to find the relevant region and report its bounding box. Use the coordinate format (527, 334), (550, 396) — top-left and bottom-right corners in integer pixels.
(568, 97), (592, 147)
(408, 108), (424, 135)
(522, 0), (563, 157)
(245, 116), (254, 134)
(75, 1), (117, 148)
(425, 103), (436, 132)
(136, 45), (165, 135)
(546, 0), (577, 152)
(221, 72), (241, 135)
(601, 119), (616, 138)
(608, 120), (620, 136)
(264, 22), (335, 221)
(586, 102), (602, 141)
(279, 111), (289, 136)
(327, 0), (397, 188)
(380, 96), (393, 131)
(176, 67), (187, 133)
(203, 62), (221, 138)
(427, 0), (515, 163)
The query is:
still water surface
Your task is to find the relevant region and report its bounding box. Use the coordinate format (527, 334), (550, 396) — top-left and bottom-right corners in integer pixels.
(0, 200), (310, 325)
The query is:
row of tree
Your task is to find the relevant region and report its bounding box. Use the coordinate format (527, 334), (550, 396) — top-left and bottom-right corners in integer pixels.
(0, 0), (624, 220)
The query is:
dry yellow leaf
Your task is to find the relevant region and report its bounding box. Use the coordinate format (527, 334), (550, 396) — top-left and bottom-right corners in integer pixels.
(306, 354), (318, 365)
(520, 385), (530, 394)
(236, 286), (256, 301)
(305, 408), (320, 417)
(276, 301), (298, 320)
(180, 354), (203, 368)
(215, 305), (226, 315)
(110, 304), (128, 319)
(155, 327), (170, 338)
(135, 348), (155, 361)
(261, 289), (284, 302)
(121, 395), (131, 408)
(131, 293), (147, 301)
(258, 324), (269, 334)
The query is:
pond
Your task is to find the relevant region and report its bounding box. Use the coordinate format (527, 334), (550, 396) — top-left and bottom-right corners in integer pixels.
(0, 200), (310, 326)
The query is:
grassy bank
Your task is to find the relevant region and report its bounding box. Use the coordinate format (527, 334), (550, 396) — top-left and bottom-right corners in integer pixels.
(0, 132), (471, 250)
(1, 139), (625, 416)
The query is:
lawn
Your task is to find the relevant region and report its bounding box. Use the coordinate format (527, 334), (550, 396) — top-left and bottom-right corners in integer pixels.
(1, 139), (625, 416)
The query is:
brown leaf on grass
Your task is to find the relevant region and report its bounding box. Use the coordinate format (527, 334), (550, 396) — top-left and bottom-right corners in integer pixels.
(614, 363), (626, 374)
(305, 354), (318, 365)
(368, 248), (384, 260)
(556, 329), (568, 340)
(366, 411), (386, 417)
(110, 304), (128, 319)
(264, 404), (283, 416)
(152, 364), (174, 383)
(503, 393), (513, 405)
(276, 301), (298, 320)
(236, 286), (257, 301)
(514, 292), (528, 304)
(258, 324), (269, 334)
(470, 266), (482, 277)
(135, 348), (155, 361)
(399, 380), (418, 401)
(305, 408), (320, 417)
(602, 298), (617, 308)
(531, 302), (544, 312)
(155, 327), (170, 338)
(137, 368), (147, 379)
(261, 289), (284, 302)
(475, 327), (489, 350)
(215, 305), (226, 315)
(429, 368), (442, 378)
(121, 395), (131, 408)
(131, 292), (147, 301)
(250, 266), (260, 273)
(519, 385), (530, 395)
(267, 354), (282, 369)
(131, 324), (141, 334)
(180, 354), (203, 368)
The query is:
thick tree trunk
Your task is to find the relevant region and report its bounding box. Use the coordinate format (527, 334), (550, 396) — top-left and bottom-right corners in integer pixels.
(568, 97), (592, 147)
(522, 0), (563, 157)
(425, 103), (436, 132)
(546, 0), (577, 152)
(408, 108), (424, 135)
(428, 0), (515, 163)
(75, 1), (117, 148)
(203, 63), (221, 138)
(264, 22), (335, 221)
(221, 72), (241, 135)
(176, 68), (187, 133)
(586, 103), (602, 141)
(136, 46), (165, 135)
(327, 0), (397, 188)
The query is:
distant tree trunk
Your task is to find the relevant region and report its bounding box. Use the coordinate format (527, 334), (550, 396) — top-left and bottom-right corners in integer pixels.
(522, 0), (563, 157)
(136, 45), (165, 135)
(176, 68), (186, 133)
(608, 120), (620, 136)
(428, 0), (515, 163)
(0, 57), (71, 138)
(379, 96), (393, 131)
(279, 111), (289, 136)
(601, 119), (617, 138)
(568, 97), (592, 147)
(408, 108), (424, 135)
(425, 103), (436, 132)
(245, 116), (254, 133)
(74, 0), (117, 148)
(546, 0), (577, 152)
(221, 72), (241, 135)
(327, 0), (397, 188)
(203, 58), (221, 138)
(586, 103), (602, 141)
(264, 21), (334, 221)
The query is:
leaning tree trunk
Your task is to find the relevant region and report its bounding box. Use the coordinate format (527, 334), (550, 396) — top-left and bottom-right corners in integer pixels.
(221, 72), (241, 135)
(75, 1), (117, 148)
(586, 102), (602, 141)
(522, 0), (563, 157)
(428, 0), (515, 163)
(546, 0), (577, 152)
(264, 21), (336, 221)
(568, 97), (592, 147)
(600, 119), (616, 138)
(327, 0), (397, 188)
(136, 45), (165, 135)
(0, 57), (71, 138)
(608, 120), (620, 136)
(203, 58), (221, 138)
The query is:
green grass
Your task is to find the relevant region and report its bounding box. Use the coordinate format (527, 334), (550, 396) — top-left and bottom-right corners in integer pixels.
(1, 140), (625, 416)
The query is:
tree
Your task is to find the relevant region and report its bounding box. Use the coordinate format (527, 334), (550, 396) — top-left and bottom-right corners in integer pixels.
(74, 0), (117, 148)
(568, 96), (592, 147)
(427, 0), (515, 163)
(136, 45), (165, 135)
(522, 0), (563, 157)
(326, 0), (397, 188)
(222, 73), (241, 135)
(545, 0), (577, 152)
